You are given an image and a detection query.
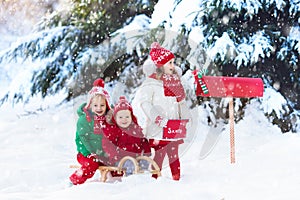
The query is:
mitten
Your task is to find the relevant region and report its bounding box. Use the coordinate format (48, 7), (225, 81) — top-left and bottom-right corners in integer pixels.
(105, 109), (114, 125)
(87, 153), (97, 162)
(155, 116), (168, 128)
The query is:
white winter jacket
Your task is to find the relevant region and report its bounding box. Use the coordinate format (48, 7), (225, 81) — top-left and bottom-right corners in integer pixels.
(133, 76), (191, 141)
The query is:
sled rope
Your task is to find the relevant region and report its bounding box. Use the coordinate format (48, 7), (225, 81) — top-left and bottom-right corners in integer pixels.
(229, 97), (235, 164)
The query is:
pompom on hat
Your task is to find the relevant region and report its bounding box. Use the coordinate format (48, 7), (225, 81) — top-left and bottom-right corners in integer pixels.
(113, 96), (137, 124)
(149, 42), (175, 68)
(92, 78), (105, 88)
(85, 78), (110, 109)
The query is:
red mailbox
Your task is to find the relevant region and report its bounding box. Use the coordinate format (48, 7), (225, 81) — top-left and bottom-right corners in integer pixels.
(194, 74), (264, 98)
(193, 70), (264, 163)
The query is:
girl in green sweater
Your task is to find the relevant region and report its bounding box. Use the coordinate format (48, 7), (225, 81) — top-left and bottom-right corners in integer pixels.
(69, 78), (111, 185)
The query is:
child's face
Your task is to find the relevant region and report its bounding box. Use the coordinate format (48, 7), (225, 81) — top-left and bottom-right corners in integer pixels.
(90, 95), (107, 116)
(115, 109), (132, 128)
(163, 58), (175, 75)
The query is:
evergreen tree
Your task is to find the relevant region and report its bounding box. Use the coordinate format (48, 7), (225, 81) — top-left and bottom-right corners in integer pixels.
(193, 0), (300, 132)
(0, 0), (158, 104)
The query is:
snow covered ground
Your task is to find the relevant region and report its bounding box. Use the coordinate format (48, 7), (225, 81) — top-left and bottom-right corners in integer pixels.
(1, 1), (300, 199)
(0, 97), (300, 200)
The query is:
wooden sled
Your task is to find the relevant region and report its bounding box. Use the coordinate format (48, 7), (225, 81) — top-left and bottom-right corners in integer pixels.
(135, 156), (161, 177)
(110, 156), (161, 180)
(70, 156), (161, 183)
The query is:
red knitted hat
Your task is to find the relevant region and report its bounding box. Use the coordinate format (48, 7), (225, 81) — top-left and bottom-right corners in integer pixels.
(85, 78), (110, 109)
(149, 42), (175, 68)
(113, 96), (137, 124)
(93, 78), (104, 88)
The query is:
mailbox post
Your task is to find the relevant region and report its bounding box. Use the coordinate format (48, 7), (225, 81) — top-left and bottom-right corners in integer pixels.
(193, 71), (264, 163)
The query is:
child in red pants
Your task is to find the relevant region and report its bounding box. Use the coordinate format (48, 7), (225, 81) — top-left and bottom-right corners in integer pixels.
(133, 43), (191, 180)
(69, 78), (111, 185)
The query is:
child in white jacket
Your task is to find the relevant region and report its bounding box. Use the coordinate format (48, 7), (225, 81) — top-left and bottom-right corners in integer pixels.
(133, 42), (191, 181)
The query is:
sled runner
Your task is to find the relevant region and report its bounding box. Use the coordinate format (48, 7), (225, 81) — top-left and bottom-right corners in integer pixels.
(70, 156), (161, 182)
(135, 156), (161, 176)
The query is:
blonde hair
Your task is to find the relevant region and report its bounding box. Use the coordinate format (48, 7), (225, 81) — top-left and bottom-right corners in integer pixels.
(91, 94), (105, 103)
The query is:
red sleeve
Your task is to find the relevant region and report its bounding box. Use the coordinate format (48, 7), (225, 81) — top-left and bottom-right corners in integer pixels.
(102, 124), (122, 164)
(102, 124), (119, 146)
(134, 124), (151, 156)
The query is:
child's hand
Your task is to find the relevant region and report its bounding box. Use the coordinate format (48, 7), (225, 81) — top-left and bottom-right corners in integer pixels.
(87, 153), (97, 161)
(155, 116), (168, 128)
(106, 110), (114, 124)
(153, 139), (160, 146)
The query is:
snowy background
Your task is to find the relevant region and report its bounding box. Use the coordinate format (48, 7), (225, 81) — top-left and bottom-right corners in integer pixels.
(1, 0), (300, 200)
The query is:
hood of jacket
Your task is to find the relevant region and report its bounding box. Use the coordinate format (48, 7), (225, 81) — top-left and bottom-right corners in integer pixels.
(77, 103), (94, 122)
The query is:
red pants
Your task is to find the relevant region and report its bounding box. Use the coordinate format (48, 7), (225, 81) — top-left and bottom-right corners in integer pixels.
(150, 139), (183, 180)
(69, 153), (105, 185)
